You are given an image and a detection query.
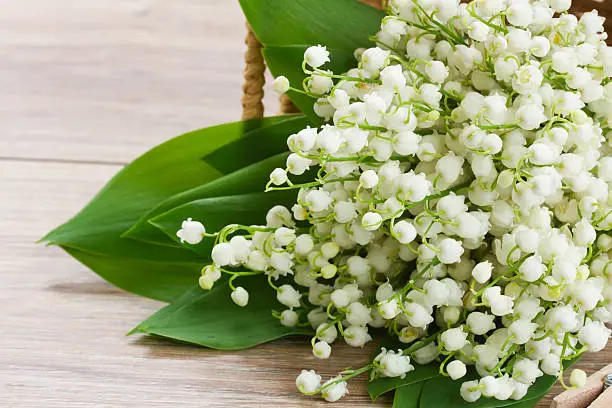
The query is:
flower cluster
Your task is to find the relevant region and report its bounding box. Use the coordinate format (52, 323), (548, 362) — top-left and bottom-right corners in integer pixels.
(178, 0), (612, 403)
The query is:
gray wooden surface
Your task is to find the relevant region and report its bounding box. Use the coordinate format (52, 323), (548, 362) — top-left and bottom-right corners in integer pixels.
(1, 1), (609, 407)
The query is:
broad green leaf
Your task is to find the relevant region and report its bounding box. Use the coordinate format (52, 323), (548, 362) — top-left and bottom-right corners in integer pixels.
(263, 46), (357, 122)
(43, 116), (300, 300)
(123, 153), (292, 246)
(239, 0), (383, 49)
(122, 115), (307, 247)
(504, 400), (537, 408)
(44, 116), (302, 258)
(201, 115), (308, 174)
(368, 364), (440, 401)
(393, 382), (424, 408)
(239, 0), (383, 122)
(419, 357), (579, 408)
(62, 247), (200, 302)
(149, 190), (298, 257)
(131, 277), (312, 350)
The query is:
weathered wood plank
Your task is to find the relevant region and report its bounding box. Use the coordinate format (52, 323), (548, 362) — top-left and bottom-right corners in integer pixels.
(0, 0), (279, 164)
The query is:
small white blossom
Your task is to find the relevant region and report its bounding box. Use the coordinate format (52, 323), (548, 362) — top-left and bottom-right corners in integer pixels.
(440, 326), (468, 351)
(467, 312), (496, 335)
(404, 301), (434, 328)
(509, 319), (539, 344)
(578, 321), (611, 352)
(177, 218), (206, 245)
(304, 45), (330, 68)
(280, 309), (299, 327)
(269, 168), (288, 186)
(211, 243), (233, 266)
(512, 358), (543, 385)
(471, 261), (493, 283)
(438, 238), (464, 264)
(392, 220), (417, 244)
(277, 284), (302, 308)
(362, 211), (383, 231)
(361, 47), (390, 74)
(447, 360), (467, 380)
(460, 380), (482, 402)
(321, 377), (348, 402)
(378, 298), (401, 320)
(343, 325), (372, 347)
(374, 348), (414, 378)
(296, 370), (321, 394)
(316, 323), (338, 344)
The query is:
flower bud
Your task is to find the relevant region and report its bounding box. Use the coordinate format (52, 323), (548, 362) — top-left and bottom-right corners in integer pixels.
(231, 286), (249, 307)
(198, 274), (215, 290)
(471, 261), (493, 283)
(280, 309), (299, 327)
(316, 323), (338, 344)
(312, 341), (332, 359)
(272, 76), (290, 94)
(447, 360), (467, 380)
(362, 211), (383, 231)
(569, 369), (587, 388)
(392, 220), (417, 244)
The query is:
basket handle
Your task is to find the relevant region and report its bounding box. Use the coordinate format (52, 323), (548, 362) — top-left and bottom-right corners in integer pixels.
(241, 24), (266, 120)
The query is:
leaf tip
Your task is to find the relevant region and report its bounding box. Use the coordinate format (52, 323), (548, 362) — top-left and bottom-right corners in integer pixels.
(39, 230), (56, 245)
(127, 325), (146, 336)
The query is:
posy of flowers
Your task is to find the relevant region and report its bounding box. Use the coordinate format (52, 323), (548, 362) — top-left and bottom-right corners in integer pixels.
(45, 0), (612, 406)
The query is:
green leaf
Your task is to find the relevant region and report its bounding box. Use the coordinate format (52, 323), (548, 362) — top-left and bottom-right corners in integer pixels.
(239, 0), (383, 122)
(263, 46), (358, 123)
(63, 247), (200, 302)
(419, 359), (578, 408)
(44, 116), (304, 256)
(131, 277), (311, 350)
(123, 153), (292, 246)
(368, 364), (440, 401)
(393, 382), (424, 408)
(239, 0), (383, 49)
(122, 115), (308, 246)
(201, 115), (308, 174)
(504, 400), (536, 408)
(43, 116), (303, 300)
(149, 190), (298, 257)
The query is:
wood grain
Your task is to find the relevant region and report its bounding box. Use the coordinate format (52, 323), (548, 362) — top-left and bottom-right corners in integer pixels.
(0, 0), (279, 164)
(1, 1), (611, 407)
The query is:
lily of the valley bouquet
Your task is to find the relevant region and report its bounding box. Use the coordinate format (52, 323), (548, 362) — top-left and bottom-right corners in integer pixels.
(44, 0), (612, 406)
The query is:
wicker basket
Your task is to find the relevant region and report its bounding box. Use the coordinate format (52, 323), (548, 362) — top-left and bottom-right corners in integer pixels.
(240, 0), (611, 120)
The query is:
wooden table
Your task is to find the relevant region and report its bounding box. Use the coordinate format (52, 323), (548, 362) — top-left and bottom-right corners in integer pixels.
(1, 1), (610, 407)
